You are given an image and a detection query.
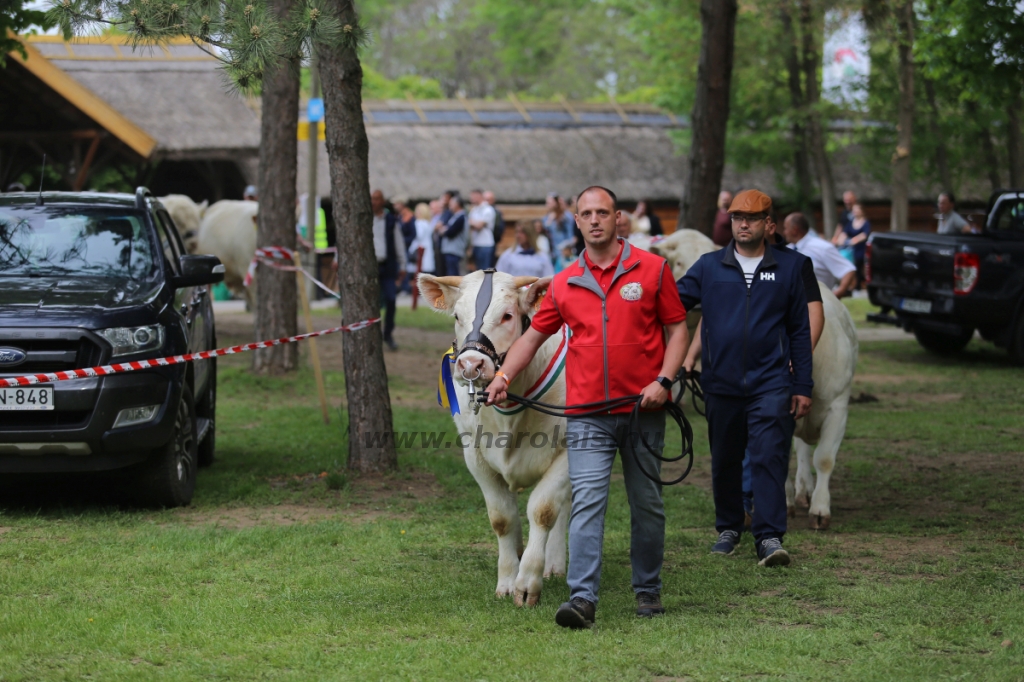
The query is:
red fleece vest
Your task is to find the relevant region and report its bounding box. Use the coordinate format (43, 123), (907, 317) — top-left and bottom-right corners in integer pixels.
(531, 239), (686, 414)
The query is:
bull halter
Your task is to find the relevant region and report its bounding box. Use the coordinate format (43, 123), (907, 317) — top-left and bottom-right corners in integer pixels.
(454, 269), (531, 376)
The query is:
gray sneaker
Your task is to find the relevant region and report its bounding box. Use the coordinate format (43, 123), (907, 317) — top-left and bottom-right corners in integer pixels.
(756, 537), (791, 567)
(711, 530), (741, 555)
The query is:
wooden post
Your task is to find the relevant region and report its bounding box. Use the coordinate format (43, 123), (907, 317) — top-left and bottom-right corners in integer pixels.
(294, 250), (330, 424)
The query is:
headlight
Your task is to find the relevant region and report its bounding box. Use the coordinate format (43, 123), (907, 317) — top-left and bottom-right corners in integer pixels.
(97, 325), (165, 358)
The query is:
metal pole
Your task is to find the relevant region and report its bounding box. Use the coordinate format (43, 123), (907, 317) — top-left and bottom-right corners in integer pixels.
(305, 54), (321, 303)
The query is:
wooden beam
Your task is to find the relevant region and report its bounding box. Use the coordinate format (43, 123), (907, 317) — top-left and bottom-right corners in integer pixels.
(8, 38), (157, 158)
(72, 134), (101, 191)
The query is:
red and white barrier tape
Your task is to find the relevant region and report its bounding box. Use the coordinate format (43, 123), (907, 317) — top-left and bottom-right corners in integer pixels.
(244, 246), (340, 299)
(0, 318), (379, 388)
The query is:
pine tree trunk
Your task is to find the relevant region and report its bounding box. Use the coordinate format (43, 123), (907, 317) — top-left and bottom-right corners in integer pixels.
(677, 0), (737, 236)
(890, 1), (914, 233)
(319, 0), (397, 474)
(966, 100), (1001, 193)
(1007, 89), (1024, 188)
(924, 77), (953, 192)
(780, 4), (815, 225)
(252, 0), (300, 373)
(800, 0), (837, 238)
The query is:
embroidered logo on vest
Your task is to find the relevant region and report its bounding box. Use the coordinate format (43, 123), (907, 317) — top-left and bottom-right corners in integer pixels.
(619, 282), (643, 301)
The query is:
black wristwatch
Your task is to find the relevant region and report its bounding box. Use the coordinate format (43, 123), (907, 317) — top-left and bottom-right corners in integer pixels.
(656, 376), (673, 391)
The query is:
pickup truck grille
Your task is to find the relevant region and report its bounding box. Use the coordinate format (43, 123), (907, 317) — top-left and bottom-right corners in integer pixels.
(0, 331), (105, 375)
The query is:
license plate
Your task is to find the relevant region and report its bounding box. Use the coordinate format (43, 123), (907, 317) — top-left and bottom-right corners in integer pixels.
(0, 386), (54, 411)
(900, 298), (932, 314)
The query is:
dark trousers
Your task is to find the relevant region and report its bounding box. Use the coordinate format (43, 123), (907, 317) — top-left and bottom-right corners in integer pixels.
(443, 254), (462, 277)
(705, 390), (795, 542)
(378, 268), (396, 342)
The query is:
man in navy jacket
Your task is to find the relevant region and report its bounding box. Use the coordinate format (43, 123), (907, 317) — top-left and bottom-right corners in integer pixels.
(676, 189), (812, 567)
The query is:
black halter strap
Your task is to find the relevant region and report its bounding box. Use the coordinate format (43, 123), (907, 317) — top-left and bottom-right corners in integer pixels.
(454, 270), (531, 371)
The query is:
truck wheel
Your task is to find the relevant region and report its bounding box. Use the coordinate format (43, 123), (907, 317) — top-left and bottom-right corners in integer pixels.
(1011, 315), (1024, 365)
(913, 326), (974, 355)
(196, 358), (216, 468)
(136, 386), (198, 508)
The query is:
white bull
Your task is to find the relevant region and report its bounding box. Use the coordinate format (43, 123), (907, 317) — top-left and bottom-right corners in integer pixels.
(159, 194), (207, 254)
(419, 271), (569, 606)
(196, 200), (258, 300)
(650, 228), (858, 530)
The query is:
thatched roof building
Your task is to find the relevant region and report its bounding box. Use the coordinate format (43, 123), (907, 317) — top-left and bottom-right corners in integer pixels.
(2, 36), (258, 198)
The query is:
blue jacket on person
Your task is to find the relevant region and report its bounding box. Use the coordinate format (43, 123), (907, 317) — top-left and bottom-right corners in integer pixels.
(676, 241), (813, 399)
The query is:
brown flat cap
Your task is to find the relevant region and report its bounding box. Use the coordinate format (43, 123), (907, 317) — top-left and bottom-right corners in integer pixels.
(728, 189), (772, 214)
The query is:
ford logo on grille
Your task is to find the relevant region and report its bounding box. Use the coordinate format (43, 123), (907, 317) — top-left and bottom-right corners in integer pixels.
(0, 347), (28, 367)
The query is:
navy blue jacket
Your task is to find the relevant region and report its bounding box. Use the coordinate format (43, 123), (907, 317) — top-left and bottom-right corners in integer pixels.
(676, 241), (813, 398)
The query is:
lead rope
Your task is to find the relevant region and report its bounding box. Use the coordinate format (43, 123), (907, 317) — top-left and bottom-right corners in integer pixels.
(476, 385), (695, 487)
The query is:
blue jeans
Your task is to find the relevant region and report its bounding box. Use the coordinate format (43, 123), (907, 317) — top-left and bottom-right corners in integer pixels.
(472, 246), (495, 271)
(705, 391), (795, 542)
(565, 412), (666, 605)
(443, 254), (462, 277)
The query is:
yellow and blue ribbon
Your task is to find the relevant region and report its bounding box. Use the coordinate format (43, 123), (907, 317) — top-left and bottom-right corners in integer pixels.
(437, 346), (460, 416)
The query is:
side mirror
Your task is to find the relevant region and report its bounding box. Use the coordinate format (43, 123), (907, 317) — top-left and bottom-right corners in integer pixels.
(172, 254), (225, 287)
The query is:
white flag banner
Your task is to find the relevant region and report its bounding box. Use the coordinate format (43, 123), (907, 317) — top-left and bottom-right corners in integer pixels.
(823, 10), (871, 110)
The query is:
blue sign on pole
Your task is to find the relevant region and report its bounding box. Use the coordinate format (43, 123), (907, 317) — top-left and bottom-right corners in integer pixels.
(307, 98), (324, 123)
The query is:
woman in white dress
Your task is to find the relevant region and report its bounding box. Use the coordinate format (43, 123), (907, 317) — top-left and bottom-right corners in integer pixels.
(409, 202), (436, 274)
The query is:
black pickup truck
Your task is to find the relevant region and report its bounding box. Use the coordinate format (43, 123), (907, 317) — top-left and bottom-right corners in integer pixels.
(0, 188), (223, 506)
(866, 190), (1024, 361)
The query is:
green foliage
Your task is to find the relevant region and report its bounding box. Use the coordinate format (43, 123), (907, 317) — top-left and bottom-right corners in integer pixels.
(48, 0), (367, 90)
(0, 0), (55, 64)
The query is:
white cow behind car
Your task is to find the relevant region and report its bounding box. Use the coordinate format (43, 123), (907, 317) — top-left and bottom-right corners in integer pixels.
(159, 194), (207, 254)
(650, 228), (858, 530)
(419, 271), (570, 606)
(196, 200), (258, 300)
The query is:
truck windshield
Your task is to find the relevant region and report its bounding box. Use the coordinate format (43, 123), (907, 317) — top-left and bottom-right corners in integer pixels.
(0, 206), (157, 279)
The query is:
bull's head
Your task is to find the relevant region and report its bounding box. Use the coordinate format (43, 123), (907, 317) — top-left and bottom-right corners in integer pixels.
(648, 228), (720, 281)
(418, 270), (552, 384)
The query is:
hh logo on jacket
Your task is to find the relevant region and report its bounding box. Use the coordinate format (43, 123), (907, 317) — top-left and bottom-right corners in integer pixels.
(760, 272), (775, 281)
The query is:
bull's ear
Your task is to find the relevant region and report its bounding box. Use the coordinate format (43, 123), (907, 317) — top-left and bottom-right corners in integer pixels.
(198, 200), (209, 217)
(418, 274), (462, 313)
(519, 276), (553, 314)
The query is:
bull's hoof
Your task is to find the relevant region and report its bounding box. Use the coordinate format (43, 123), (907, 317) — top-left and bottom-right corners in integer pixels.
(787, 505), (797, 518)
(544, 568), (566, 579)
(495, 582), (515, 598)
(743, 511), (753, 530)
(809, 513), (831, 531)
(796, 493), (811, 510)
(514, 590), (540, 607)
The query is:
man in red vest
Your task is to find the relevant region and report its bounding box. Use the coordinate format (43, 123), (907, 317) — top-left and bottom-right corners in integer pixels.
(485, 186), (688, 629)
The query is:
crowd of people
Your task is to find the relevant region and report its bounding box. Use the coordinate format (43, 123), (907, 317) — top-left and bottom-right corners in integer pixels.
(367, 183), (979, 350)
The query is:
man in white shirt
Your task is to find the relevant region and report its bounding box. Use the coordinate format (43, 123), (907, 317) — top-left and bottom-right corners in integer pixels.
(936, 192), (971, 235)
(468, 188), (496, 270)
(782, 212), (856, 298)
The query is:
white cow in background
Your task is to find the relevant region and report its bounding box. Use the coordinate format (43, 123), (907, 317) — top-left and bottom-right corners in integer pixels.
(159, 194), (207, 253)
(196, 200), (258, 300)
(650, 228), (858, 530)
(419, 271), (570, 606)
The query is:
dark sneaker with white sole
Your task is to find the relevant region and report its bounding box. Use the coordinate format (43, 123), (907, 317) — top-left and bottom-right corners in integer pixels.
(636, 592), (665, 618)
(757, 537), (791, 567)
(711, 530), (741, 555)
(555, 597), (595, 629)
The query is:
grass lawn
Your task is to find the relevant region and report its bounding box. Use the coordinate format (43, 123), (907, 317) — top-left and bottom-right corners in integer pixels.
(1, 328), (1022, 680)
